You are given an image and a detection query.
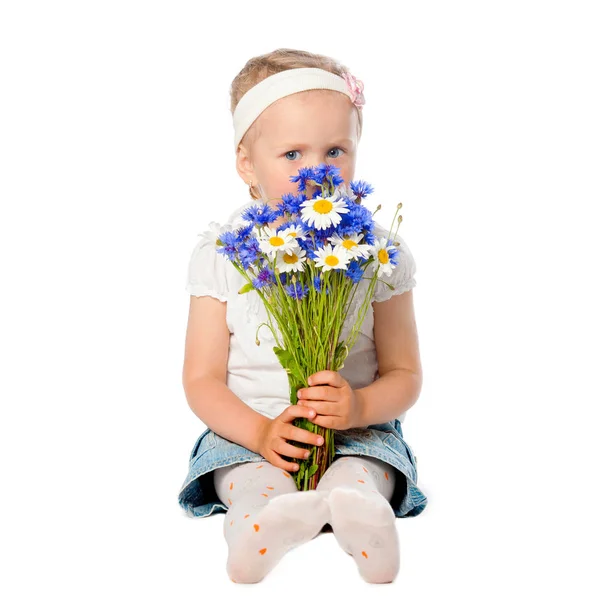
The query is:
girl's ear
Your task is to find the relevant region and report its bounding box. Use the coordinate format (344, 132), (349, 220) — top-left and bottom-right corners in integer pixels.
(235, 143), (255, 184)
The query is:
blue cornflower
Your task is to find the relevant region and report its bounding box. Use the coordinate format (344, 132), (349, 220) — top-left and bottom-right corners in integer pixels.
(235, 223), (254, 243)
(252, 265), (275, 289)
(350, 180), (375, 201)
(268, 203), (286, 221)
(313, 163), (344, 187)
(289, 167), (318, 192)
(312, 224), (337, 248)
(216, 230), (238, 261)
(336, 203), (374, 237)
(313, 275), (323, 293)
(295, 236), (319, 260)
(363, 230), (376, 246)
(238, 237), (260, 270)
(388, 244), (399, 266)
(284, 281), (309, 300)
(345, 261), (364, 284)
(276, 192), (305, 217)
(312, 275), (330, 295)
(305, 247), (320, 261)
(241, 203), (278, 226)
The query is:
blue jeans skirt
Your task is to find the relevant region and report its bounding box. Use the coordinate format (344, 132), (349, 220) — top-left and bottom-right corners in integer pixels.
(178, 418), (428, 520)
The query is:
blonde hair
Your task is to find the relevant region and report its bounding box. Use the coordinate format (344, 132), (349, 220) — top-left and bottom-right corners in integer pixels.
(230, 48), (364, 200)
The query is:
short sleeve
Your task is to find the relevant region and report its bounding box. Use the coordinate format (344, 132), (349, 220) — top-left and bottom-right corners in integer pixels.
(186, 229), (230, 302)
(372, 226), (417, 303)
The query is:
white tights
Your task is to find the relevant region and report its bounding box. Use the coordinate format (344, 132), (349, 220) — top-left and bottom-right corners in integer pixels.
(213, 455), (400, 584)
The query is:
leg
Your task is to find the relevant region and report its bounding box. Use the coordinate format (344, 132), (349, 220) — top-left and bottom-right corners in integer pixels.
(316, 455), (400, 583)
(213, 460), (330, 583)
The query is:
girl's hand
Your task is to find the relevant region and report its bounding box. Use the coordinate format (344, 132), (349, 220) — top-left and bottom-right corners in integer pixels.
(256, 404), (325, 472)
(296, 370), (362, 431)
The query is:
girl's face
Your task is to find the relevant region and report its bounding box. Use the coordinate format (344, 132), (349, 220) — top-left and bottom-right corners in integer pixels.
(236, 90), (359, 217)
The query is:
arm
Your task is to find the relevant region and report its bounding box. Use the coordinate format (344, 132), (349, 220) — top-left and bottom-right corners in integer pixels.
(182, 295), (270, 454)
(353, 289), (423, 427)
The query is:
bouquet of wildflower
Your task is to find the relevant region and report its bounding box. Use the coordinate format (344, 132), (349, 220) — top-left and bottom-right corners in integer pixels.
(216, 163), (403, 491)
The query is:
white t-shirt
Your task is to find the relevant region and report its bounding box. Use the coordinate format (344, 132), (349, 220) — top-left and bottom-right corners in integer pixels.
(186, 200), (417, 424)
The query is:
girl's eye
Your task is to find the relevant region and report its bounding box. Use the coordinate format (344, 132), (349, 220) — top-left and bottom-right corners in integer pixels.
(284, 147), (345, 161)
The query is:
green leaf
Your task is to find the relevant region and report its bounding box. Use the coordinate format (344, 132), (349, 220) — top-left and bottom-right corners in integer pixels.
(333, 342), (349, 370)
(238, 282), (255, 294)
(273, 346), (304, 383)
(298, 461), (306, 481)
(307, 463), (319, 478)
(288, 363), (304, 383)
(273, 346), (293, 370)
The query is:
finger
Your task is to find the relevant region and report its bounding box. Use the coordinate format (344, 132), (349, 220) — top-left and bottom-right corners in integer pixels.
(284, 423), (325, 447)
(299, 385), (334, 401)
(329, 371), (345, 387)
(276, 438), (314, 461)
(279, 404), (318, 423)
(308, 370), (343, 388)
(309, 414), (338, 430)
(297, 399), (338, 416)
(268, 451), (301, 473)
(307, 371), (326, 386)
(298, 383), (340, 406)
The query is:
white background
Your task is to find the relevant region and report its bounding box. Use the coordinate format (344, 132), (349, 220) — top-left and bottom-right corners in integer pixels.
(1, 0), (599, 597)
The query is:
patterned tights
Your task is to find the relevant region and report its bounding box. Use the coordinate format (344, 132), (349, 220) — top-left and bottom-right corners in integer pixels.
(213, 455), (400, 584)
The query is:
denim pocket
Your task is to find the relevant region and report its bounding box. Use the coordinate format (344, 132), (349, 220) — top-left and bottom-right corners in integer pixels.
(382, 432), (417, 471)
(189, 429), (217, 463)
(336, 426), (377, 446)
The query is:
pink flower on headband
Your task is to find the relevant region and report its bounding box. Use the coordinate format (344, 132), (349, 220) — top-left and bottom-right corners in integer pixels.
(342, 72), (365, 108)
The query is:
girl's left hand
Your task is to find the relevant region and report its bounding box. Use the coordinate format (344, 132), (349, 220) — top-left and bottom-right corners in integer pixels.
(296, 370), (362, 431)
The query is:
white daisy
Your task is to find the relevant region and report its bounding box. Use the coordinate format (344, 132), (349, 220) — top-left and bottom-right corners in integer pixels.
(314, 243), (351, 272)
(300, 189), (350, 230)
(328, 232), (371, 260)
(199, 221), (232, 245)
(258, 226), (298, 257)
(277, 223), (307, 241)
(371, 237), (398, 277)
(275, 246), (307, 274)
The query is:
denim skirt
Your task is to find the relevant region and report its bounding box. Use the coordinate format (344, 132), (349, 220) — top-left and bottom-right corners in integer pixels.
(178, 418), (428, 520)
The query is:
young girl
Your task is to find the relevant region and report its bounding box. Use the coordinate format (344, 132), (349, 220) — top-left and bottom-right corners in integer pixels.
(178, 49), (428, 584)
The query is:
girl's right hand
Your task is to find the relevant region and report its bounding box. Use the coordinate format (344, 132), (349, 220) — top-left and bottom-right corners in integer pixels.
(256, 405), (325, 472)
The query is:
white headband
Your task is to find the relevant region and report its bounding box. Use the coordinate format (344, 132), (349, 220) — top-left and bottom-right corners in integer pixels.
(232, 66), (365, 152)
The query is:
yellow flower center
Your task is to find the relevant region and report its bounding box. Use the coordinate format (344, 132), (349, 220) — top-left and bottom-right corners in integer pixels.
(378, 249), (389, 264)
(342, 239), (357, 250)
(325, 255), (339, 267)
(289, 232), (297, 237)
(283, 253), (298, 264)
(270, 236), (284, 247)
(314, 199), (333, 214)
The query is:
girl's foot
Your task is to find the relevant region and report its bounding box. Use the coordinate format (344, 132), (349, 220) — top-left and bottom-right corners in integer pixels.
(226, 490), (330, 583)
(327, 486), (400, 583)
